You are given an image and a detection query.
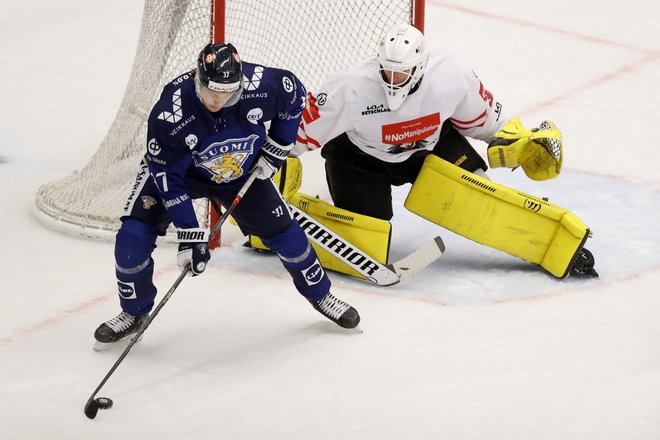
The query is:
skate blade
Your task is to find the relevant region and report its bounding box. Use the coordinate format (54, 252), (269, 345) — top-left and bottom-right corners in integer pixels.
(93, 333), (143, 352)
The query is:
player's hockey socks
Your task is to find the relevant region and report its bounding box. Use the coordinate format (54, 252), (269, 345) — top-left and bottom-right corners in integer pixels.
(261, 220), (331, 300)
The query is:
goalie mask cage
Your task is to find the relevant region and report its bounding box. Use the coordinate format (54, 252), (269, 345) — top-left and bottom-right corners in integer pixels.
(34, 0), (424, 245)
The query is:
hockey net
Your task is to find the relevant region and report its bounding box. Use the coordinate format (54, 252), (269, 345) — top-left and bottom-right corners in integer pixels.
(34, 0), (423, 243)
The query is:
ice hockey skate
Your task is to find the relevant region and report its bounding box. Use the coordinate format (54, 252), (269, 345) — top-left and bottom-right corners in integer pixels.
(93, 311), (147, 352)
(310, 292), (360, 329)
(570, 247), (598, 278)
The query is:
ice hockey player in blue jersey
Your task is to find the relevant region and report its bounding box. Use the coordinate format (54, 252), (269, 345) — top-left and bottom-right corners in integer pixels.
(93, 43), (360, 350)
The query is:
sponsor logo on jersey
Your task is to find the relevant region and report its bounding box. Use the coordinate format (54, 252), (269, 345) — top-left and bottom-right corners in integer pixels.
(282, 76), (294, 93)
(302, 92), (322, 124)
(302, 261), (324, 286)
(170, 114), (196, 136)
(141, 196), (157, 209)
(241, 92), (268, 100)
(247, 108), (263, 124)
(381, 113), (440, 144)
(185, 134), (198, 148)
(171, 73), (190, 86)
(243, 66), (264, 91)
(157, 88), (183, 123)
(316, 93), (327, 106)
(117, 281), (136, 299)
(278, 110), (301, 121)
(163, 194), (190, 209)
(147, 155), (166, 165)
(361, 104), (391, 115)
(192, 134), (259, 183)
(123, 161), (149, 214)
(147, 138), (161, 156)
(478, 80), (494, 107)
(494, 101), (502, 121)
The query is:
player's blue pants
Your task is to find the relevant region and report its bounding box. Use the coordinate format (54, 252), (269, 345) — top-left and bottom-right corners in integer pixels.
(114, 171), (330, 316)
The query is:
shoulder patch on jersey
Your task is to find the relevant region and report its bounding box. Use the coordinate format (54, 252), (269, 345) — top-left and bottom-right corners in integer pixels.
(282, 76), (294, 93)
(147, 138), (161, 156)
(243, 66), (264, 91)
(157, 88), (183, 123)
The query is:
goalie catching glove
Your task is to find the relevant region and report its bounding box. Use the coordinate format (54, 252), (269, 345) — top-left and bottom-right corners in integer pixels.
(251, 136), (292, 180)
(487, 117), (563, 180)
(176, 227), (210, 276)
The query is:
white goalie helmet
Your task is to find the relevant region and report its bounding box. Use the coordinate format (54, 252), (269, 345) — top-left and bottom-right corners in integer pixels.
(377, 24), (428, 110)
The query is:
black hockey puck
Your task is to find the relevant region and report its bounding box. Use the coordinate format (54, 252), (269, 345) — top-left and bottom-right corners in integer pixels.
(95, 397), (113, 409)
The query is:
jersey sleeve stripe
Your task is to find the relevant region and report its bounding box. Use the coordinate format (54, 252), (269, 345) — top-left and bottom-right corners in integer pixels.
(449, 109), (488, 130)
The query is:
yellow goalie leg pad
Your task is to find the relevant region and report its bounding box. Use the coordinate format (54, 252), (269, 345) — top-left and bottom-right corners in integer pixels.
(404, 155), (591, 278)
(287, 192), (392, 280)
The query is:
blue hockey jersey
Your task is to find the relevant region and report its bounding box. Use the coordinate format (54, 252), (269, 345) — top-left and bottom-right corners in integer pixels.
(144, 62), (306, 229)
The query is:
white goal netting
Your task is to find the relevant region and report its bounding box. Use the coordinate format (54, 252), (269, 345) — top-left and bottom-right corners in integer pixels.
(34, 0), (419, 241)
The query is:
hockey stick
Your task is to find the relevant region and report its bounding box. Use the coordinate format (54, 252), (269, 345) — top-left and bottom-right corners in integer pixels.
(289, 204), (445, 286)
(84, 172), (259, 420)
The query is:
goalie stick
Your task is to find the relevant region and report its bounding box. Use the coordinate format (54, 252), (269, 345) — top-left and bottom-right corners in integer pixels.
(289, 204), (445, 286)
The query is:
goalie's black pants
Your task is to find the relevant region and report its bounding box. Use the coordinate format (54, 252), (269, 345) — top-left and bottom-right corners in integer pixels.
(321, 120), (487, 220)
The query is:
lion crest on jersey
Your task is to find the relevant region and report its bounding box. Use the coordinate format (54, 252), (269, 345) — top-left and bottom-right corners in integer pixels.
(141, 196), (158, 209)
(192, 134), (259, 183)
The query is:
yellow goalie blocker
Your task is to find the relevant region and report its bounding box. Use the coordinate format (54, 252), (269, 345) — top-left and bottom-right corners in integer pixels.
(404, 155), (591, 278)
(244, 158), (392, 279)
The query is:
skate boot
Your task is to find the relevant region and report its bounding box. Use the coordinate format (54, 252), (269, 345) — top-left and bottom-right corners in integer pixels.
(570, 247), (599, 278)
(310, 292), (360, 329)
(93, 311), (147, 351)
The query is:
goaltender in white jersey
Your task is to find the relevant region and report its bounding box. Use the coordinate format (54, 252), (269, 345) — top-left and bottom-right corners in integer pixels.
(295, 46), (507, 164)
(292, 23), (598, 278)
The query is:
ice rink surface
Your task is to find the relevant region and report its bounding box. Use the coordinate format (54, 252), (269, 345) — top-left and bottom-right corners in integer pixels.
(1, 1), (659, 439)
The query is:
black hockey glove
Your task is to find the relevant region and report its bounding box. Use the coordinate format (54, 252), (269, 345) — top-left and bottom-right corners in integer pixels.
(176, 227), (210, 276)
(251, 137), (292, 180)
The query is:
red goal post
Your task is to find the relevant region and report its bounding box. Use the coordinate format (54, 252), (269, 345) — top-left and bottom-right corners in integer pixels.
(34, 0), (425, 248)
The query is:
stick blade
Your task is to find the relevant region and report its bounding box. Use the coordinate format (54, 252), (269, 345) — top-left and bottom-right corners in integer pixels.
(389, 236), (445, 282)
(84, 398), (99, 419)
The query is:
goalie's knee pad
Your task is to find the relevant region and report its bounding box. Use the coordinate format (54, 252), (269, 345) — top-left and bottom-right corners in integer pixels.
(262, 220), (330, 301)
(114, 218), (159, 315)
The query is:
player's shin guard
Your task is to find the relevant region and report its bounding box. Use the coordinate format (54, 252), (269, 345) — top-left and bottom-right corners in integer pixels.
(262, 220), (330, 301)
(114, 218), (159, 315)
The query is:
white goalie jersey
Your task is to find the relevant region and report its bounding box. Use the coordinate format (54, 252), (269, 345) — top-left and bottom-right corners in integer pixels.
(295, 48), (510, 163)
